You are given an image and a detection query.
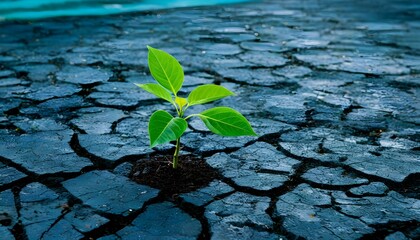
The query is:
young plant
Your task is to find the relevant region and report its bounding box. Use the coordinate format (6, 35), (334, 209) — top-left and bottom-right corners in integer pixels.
(136, 46), (257, 169)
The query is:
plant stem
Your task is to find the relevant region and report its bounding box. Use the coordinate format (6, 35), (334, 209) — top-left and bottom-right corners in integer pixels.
(173, 105), (185, 169)
(173, 137), (181, 169)
(184, 114), (199, 120)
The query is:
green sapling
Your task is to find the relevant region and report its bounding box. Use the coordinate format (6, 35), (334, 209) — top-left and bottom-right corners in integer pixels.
(136, 46), (256, 169)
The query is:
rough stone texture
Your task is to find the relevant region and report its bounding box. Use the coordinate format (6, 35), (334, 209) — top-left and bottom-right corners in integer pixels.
(0, 130), (92, 175)
(333, 191), (420, 225)
(183, 132), (254, 153)
(0, 162), (27, 186)
(180, 180), (234, 206)
(78, 134), (153, 162)
(113, 162), (134, 177)
(240, 41), (285, 52)
(56, 65), (111, 85)
(385, 231), (409, 240)
(19, 182), (59, 203)
(302, 166), (368, 187)
(379, 131), (420, 150)
(116, 202), (201, 239)
(206, 142), (300, 191)
(97, 236), (118, 240)
(0, 70), (14, 78)
(279, 206), (374, 240)
(272, 65), (312, 79)
(89, 82), (158, 108)
(278, 184), (332, 207)
(12, 118), (68, 132)
(24, 84), (81, 102)
(0, 226), (14, 239)
(248, 116), (296, 135)
(70, 107), (127, 134)
(0, 0), (419, 238)
(27, 95), (88, 117)
(349, 182), (389, 196)
(276, 184), (375, 239)
(264, 95), (307, 124)
(238, 51), (288, 67)
(115, 117), (148, 137)
(215, 67), (285, 86)
(41, 219), (84, 240)
(279, 128), (353, 162)
(63, 170), (159, 215)
(344, 108), (389, 132)
(343, 148), (420, 183)
(205, 192), (278, 239)
(0, 77), (29, 87)
(0, 98), (22, 114)
(280, 128), (420, 183)
(201, 43), (242, 55)
(19, 183), (68, 240)
(0, 190), (18, 229)
(295, 50), (411, 75)
(13, 64), (58, 82)
(63, 206), (110, 233)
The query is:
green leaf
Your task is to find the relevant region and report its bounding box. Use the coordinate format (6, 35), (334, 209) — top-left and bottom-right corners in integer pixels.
(147, 46), (184, 95)
(197, 107), (257, 137)
(148, 110), (187, 148)
(175, 96), (188, 109)
(187, 84), (234, 106)
(135, 83), (173, 103)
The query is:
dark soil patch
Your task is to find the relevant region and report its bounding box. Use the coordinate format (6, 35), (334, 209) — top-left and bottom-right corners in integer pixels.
(130, 155), (220, 195)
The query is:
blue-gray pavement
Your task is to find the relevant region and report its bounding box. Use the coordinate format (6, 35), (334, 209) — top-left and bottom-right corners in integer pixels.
(0, 0), (420, 239)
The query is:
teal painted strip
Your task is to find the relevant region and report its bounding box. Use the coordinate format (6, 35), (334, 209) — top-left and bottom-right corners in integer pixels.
(0, 0), (254, 20)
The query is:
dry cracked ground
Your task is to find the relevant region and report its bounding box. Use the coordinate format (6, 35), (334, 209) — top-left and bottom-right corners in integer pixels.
(0, 0), (420, 239)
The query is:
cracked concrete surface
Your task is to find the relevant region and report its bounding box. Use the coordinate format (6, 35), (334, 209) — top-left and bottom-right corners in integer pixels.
(0, 0), (419, 239)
